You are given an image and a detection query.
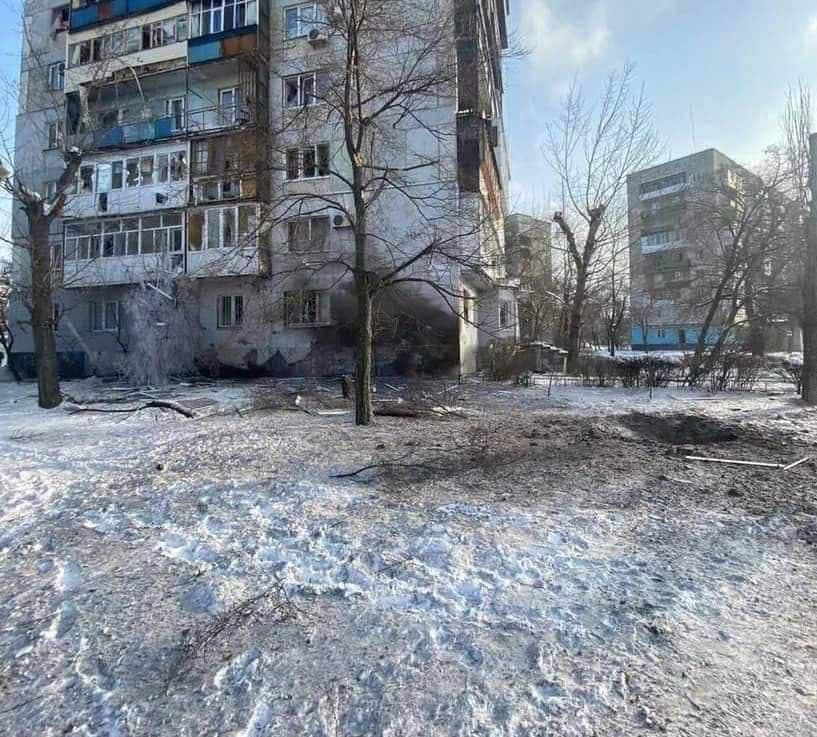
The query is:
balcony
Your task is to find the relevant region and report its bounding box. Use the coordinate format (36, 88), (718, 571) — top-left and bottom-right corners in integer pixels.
(92, 115), (179, 148)
(86, 103), (253, 151)
(188, 24), (259, 65)
(70, 0), (180, 31)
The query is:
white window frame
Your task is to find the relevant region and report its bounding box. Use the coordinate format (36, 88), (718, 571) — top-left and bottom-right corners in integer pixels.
(217, 294), (244, 328)
(284, 289), (329, 327)
(47, 121), (64, 150)
(65, 213), (184, 261)
(191, 0), (258, 38)
(165, 97), (186, 132)
(48, 62), (65, 90)
(202, 204), (257, 249)
(284, 2), (322, 39)
(67, 14), (188, 68)
(283, 72), (320, 109)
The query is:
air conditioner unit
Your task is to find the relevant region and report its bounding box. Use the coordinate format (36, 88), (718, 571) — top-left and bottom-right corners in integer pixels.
(308, 27), (328, 45)
(332, 213), (351, 228)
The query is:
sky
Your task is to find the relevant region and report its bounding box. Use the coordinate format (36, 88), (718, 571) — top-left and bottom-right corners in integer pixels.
(505, 0), (817, 213)
(1, 0), (817, 248)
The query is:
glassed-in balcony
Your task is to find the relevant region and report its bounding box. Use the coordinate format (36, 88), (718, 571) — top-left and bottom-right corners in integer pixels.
(69, 0), (180, 31)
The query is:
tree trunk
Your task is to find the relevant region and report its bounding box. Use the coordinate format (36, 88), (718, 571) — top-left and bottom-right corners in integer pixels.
(355, 273), (373, 425)
(30, 216), (61, 408)
(743, 278), (766, 356)
(565, 266), (587, 373)
(802, 133), (817, 403)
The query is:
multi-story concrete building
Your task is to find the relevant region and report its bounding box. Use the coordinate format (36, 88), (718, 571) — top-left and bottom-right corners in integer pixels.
(8, 0), (517, 380)
(504, 212), (552, 342)
(627, 148), (753, 351)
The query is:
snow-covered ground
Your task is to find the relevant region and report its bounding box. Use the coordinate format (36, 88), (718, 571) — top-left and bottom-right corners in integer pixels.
(1, 379), (816, 736)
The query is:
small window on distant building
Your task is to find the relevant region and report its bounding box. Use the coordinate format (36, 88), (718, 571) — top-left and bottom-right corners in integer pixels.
(48, 62), (65, 90)
(52, 5), (70, 32)
(47, 121), (63, 150)
(217, 295), (244, 328)
(499, 300), (512, 329)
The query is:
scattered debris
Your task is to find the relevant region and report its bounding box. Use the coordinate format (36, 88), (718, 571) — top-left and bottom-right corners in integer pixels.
(64, 399), (195, 418)
(782, 457), (811, 472)
(684, 455), (783, 469)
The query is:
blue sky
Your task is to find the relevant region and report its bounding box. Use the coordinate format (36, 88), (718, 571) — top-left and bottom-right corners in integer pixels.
(505, 0), (817, 211)
(0, 0), (816, 244)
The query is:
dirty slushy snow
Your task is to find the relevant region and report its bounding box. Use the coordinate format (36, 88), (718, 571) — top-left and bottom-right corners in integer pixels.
(0, 379), (816, 736)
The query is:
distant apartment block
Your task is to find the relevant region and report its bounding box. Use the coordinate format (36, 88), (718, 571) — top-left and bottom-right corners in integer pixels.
(504, 213), (552, 342)
(8, 0), (517, 380)
(627, 149), (753, 351)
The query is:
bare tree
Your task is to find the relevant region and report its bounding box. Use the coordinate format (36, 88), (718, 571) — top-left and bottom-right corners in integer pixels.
(266, 0), (511, 424)
(545, 64), (661, 373)
(0, 8), (124, 406)
(782, 83), (817, 403)
(681, 158), (790, 384)
(597, 251), (628, 356)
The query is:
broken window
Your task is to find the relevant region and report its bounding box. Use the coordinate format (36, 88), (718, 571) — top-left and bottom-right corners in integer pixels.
(222, 207), (236, 247)
(286, 144), (330, 180)
(79, 165), (94, 193)
(111, 161), (123, 189)
(238, 205), (256, 245)
(286, 148), (300, 180)
(48, 62), (65, 90)
(283, 72), (320, 108)
(170, 151), (186, 180)
(499, 300), (512, 328)
(285, 289), (326, 326)
(47, 121), (63, 150)
(285, 2), (322, 39)
(126, 158), (140, 187)
(140, 156), (154, 186)
(188, 211), (204, 250)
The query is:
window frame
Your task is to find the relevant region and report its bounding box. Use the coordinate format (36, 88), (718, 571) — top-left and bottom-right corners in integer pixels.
(284, 2), (323, 39)
(46, 121), (64, 150)
(67, 14), (189, 68)
(283, 72), (321, 109)
(284, 143), (330, 180)
(90, 300), (120, 333)
(48, 62), (65, 90)
(191, 0), (258, 38)
(216, 294), (244, 328)
(498, 300), (512, 329)
(284, 289), (328, 327)
(287, 215), (329, 253)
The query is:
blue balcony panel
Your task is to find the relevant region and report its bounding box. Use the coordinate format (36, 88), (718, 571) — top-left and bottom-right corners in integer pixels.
(92, 116), (176, 149)
(188, 39), (223, 64)
(70, 0), (178, 31)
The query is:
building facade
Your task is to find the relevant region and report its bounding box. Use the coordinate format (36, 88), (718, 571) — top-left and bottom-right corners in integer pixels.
(504, 212), (552, 343)
(8, 0), (517, 380)
(628, 149), (749, 351)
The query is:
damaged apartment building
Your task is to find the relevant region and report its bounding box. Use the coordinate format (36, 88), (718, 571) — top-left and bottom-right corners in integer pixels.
(8, 0), (518, 379)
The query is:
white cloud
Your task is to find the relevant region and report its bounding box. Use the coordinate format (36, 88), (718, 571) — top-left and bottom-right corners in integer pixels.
(521, 0), (610, 75)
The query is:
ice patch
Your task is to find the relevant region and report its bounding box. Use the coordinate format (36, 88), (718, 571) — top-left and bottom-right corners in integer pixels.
(234, 700), (272, 737)
(157, 531), (218, 564)
(56, 560), (82, 593)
